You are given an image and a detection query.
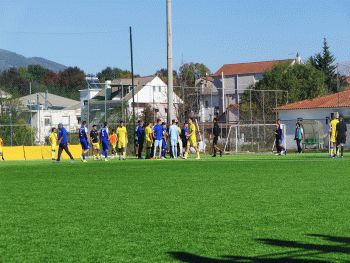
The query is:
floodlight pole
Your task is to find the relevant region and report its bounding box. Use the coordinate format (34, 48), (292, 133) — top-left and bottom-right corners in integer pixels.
(130, 27), (136, 147)
(167, 0), (174, 124)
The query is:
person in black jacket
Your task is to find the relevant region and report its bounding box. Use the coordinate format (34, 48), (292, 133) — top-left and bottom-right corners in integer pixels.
(336, 115), (347, 157)
(212, 118), (222, 157)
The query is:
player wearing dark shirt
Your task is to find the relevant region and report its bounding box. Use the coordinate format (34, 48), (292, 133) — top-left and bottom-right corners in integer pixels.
(336, 115), (347, 157)
(181, 122), (189, 157)
(90, 125), (100, 159)
(212, 118), (222, 157)
(275, 124), (282, 155)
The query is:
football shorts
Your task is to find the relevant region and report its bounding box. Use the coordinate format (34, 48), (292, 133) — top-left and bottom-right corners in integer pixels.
(118, 140), (126, 148)
(112, 143), (117, 149)
(330, 135), (336, 143)
(81, 140), (89, 150)
(337, 136), (346, 145)
(189, 139), (197, 147)
(170, 138), (177, 146)
(92, 142), (100, 150)
(154, 139), (162, 147)
(146, 140), (152, 148)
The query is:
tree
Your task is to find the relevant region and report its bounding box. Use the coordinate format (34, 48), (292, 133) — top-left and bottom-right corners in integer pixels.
(240, 62), (327, 121)
(96, 67), (138, 83)
(309, 38), (346, 93)
(178, 62), (211, 87)
(27, 65), (49, 83)
(155, 68), (179, 85)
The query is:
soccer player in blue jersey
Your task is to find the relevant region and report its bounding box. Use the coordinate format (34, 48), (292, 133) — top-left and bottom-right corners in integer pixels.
(181, 122), (189, 157)
(100, 122), (110, 161)
(79, 121), (90, 162)
(169, 119), (179, 158)
(152, 119), (165, 159)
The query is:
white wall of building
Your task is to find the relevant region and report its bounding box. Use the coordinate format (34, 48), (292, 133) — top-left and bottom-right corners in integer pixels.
(277, 108), (350, 150)
(32, 109), (81, 144)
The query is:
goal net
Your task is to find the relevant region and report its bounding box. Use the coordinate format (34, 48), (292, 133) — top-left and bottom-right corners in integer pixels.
(224, 124), (277, 153)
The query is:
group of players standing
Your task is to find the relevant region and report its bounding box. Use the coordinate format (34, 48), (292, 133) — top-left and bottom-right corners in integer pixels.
(329, 113), (348, 158)
(48, 117), (223, 162)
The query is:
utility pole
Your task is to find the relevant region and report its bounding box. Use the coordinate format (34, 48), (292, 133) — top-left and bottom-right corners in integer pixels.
(167, 0), (174, 124)
(130, 27), (136, 141)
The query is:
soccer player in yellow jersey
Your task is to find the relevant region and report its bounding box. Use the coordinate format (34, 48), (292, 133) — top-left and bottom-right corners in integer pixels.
(117, 121), (127, 160)
(144, 122), (153, 159)
(110, 129), (118, 158)
(0, 137), (3, 161)
(183, 117), (200, 160)
(329, 113), (339, 157)
(177, 122), (182, 158)
(49, 128), (58, 160)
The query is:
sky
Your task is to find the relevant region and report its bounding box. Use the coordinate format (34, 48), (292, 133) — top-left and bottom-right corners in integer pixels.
(0, 0), (349, 76)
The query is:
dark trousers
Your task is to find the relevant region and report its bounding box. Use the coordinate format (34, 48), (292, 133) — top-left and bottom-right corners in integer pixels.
(276, 138), (281, 153)
(138, 140), (144, 158)
(295, 139), (302, 153)
(57, 143), (74, 161)
(177, 142), (180, 157)
(150, 144), (155, 158)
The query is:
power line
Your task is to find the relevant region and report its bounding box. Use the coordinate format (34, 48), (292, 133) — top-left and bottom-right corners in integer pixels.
(0, 30), (127, 35)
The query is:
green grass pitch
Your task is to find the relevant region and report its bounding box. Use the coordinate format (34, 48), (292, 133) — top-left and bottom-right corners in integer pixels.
(1, 153), (350, 262)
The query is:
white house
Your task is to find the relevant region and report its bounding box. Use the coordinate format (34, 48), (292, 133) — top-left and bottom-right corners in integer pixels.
(274, 89), (350, 150)
(81, 76), (183, 126)
(212, 53), (304, 119)
(18, 92), (81, 144)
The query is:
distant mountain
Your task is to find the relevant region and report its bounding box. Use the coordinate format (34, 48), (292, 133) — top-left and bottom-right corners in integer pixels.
(0, 49), (67, 73)
(338, 62), (350, 77)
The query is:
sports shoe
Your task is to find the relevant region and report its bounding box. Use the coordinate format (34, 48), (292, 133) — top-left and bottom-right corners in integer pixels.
(104, 159), (108, 162)
(159, 157), (162, 160)
(138, 157), (144, 159)
(123, 157), (126, 160)
(196, 156), (201, 160)
(83, 160), (87, 163)
(275, 153), (281, 156)
(151, 157), (155, 160)
(220, 151), (223, 157)
(53, 161), (60, 163)
(212, 155), (217, 157)
(161, 157), (166, 160)
(70, 159), (74, 163)
(182, 156), (187, 160)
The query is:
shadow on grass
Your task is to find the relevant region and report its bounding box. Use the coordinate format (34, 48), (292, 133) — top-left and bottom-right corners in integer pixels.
(168, 234), (350, 262)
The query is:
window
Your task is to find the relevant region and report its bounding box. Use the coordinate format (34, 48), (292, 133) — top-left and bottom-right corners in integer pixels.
(153, 86), (156, 92)
(154, 109), (159, 113)
(159, 86), (162, 92)
(165, 108), (168, 113)
(44, 117), (52, 126)
(205, 101), (209, 108)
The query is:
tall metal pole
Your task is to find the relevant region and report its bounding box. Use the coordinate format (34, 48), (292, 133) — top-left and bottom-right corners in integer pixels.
(130, 27), (136, 138)
(167, 0), (174, 124)
(30, 82), (33, 146)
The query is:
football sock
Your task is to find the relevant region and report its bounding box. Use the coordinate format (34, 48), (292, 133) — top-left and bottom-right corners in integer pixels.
(173, 146), (177, 157)
(154, 150), (156, 157)
(52, 150), (55, 159)
(196, 152), (200, 157)
(159, 150), (162, 158)
(213, 149), (216, 155)
(82, 153), (85, 160)
(341, 146), (344, 156)
(185, 152), (188, 157)
(123, 151), (126, 158)
(281, 146), (286, 151)
(105, 151), (108, 159)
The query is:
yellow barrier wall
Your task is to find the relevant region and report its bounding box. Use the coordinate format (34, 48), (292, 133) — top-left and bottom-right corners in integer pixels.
(24, 146), (43, 160)
(42, 146), (58, 160)
(61, 145), (81, 159)
(2, 146), (26, 161)
(1, 145), (82, 161)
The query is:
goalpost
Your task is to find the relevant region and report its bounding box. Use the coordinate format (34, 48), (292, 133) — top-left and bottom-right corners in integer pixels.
(224, 123), (277, 153)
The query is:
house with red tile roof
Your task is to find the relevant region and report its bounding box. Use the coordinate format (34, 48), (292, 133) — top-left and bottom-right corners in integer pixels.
(274, 89), (350, 149)
(211, 53), (303, 119)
